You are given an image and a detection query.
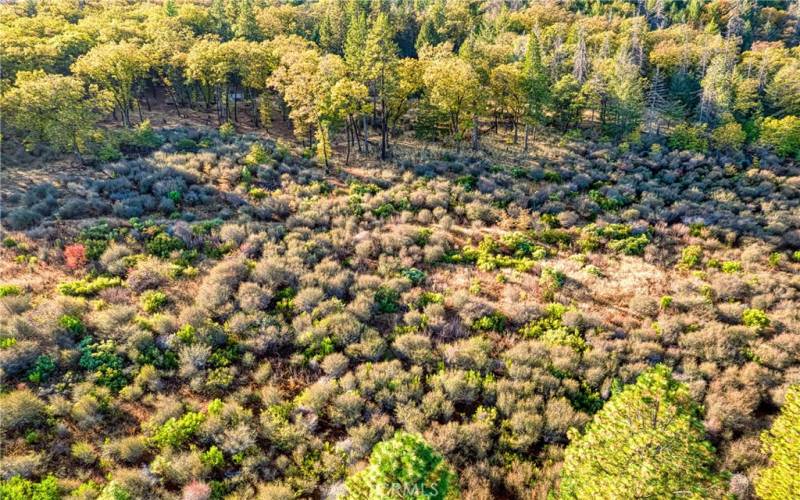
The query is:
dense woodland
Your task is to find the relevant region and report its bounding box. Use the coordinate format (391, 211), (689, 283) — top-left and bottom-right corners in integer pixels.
(1, 0), (800, 499)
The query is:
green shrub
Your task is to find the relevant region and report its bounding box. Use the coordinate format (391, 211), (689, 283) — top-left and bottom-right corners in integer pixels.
(219, 122), (235, 140)
(400, 267), (426, 285)
(201, 445), (225, 468)
(344, 432), (458, 500)
(519, 303), (586, 351)
(175, 138), (199, 152)
(0, 284), (22, 297)
(680, 245), (703, 268)
(146, 232), (184, 258)
(27, 355), (56, 384)
(711, 121), (746, 151)
(471, 312), (507, 332)
(78, 337), (127, 391)
(140, 290), (168, 313)
(668, 123), (708, 153)
(375, 287), (400, 314)
(244, 143), (269, 165)
(58, 276), (122, 297)
(0, 475), (60, 500)
(721, 260), (742, 273)
(608, 233), (649, 256)
(742, 308), (770, 330)
(152, 411), (205, 448)
(59, 314), (86, 335)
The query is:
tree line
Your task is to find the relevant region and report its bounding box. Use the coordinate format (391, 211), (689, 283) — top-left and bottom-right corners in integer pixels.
(2, 0), (800, 163)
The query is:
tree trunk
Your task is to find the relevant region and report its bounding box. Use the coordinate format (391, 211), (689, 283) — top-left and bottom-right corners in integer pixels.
(345, 120), (351, 164)
(380, 98), (387, 160)
(471, 115), (479, 151)
(524, 123), (529, 151)
(363, 114), (369, 154)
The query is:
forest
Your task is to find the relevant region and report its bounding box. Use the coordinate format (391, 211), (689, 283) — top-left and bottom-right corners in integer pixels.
(0, 0), (799, 499)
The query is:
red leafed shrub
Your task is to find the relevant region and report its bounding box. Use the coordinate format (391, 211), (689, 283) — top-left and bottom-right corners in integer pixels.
(64, 244), (87, 270)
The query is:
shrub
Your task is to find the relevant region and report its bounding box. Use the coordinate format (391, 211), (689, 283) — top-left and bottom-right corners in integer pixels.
(755, 385), (800, 500)
(0, 285), (22, 297)
(151, 411), (205, 449)
(219, 122), (235, 140)
(668, 123), (708, 153)
(471, 312), (507, 332)
(71, 441), (96, 465)
(344, 432), (458, 500)
(58, 276), (122, 297)
(201, 445), (224, 469)
(375, 286), (400, 314)
(608, 233), (649, 256)
(0, 389), (47, 434)
(680, 245), (703, 269)
(64, 244), (87, 269)
(721, 260), (742, 273)
(244, 143), (268, 166)
(759, 115), (800, 158)
(27, 355), (55, 384)
(5, 208), (41, 230)
(742, 308), (770, 331)
(78, 337), (127, 391)
(558, 365), (723, 498)
(146, 232), (184, 258)
(140, 290), (168, 313)
(0, 475), (60, 499)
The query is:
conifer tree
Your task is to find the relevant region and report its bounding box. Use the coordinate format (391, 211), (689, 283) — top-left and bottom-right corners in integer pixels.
(756, 384), (800, 499)
(558, 365), (724, 499)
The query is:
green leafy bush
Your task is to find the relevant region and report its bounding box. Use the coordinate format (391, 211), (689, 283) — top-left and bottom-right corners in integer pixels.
(152, 411), (205, 448)
(520, 303), (586, 351)
(27, 355), (56, 384)
(78, 337), (127, 391)
(608, 233), (649, 256)
(146, 232), (184, 258)
(375, 286), (400, 314)
(0, 475), (60, 500)
(680, 245), (703, 268)
(0, 284), (22, 297)
(471, 312), (507, 332)
(58, 276), (122, 296)
(140, 290), (168, 313)
(742, 308), (770, 330)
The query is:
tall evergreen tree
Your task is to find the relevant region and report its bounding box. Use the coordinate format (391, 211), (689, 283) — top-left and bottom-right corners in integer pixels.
(559, 365), (724, 499)
(756, 385), (800, 499)
(364, 13), (398, 159)
(522, 32), (549, 149)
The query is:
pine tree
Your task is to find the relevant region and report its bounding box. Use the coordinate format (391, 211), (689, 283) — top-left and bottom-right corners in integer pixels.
(756, 385), (800, 499)
(364, 13), (398, 160)
(522, 32), (549, 149)
(344, 432), (458, 500)
(233, 0), (260, 41)
(558, 365), (724, 499)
